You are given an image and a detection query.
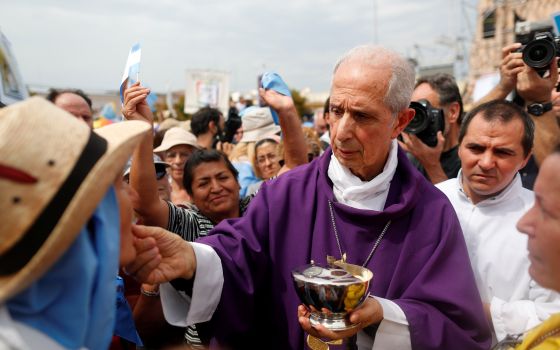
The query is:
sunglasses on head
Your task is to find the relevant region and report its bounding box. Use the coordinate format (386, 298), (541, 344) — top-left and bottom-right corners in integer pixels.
(124, 167), (167, 184)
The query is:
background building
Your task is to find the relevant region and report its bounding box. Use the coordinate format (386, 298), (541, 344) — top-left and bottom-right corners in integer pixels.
(465, 0), (559, 105)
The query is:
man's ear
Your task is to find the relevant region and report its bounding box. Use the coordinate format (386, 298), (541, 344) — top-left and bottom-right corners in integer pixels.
(446, 101), (461, 125)
(391, 108), (415, 139)
(520, 149), (532, 170)
(208, 120), (217, 134)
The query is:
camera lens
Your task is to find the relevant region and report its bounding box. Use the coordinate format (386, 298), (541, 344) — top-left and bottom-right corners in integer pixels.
(529, 45), (547, 61)
(523, 40), (555, 69)
(405, 101), (430, 134)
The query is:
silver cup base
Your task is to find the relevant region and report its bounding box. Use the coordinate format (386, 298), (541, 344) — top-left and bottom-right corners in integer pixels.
(309, 312), (360, 331)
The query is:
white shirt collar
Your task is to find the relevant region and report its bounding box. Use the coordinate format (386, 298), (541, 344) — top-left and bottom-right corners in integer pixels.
(457, 169), (523, 206)
(327, 139), (398, 211)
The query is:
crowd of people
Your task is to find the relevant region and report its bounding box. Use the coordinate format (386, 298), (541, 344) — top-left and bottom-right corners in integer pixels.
(0, 38), (559, 350)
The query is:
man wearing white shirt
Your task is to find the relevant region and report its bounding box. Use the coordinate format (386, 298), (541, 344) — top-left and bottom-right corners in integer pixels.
(436, 99), (560, 345)
(127, 45), (491, 350)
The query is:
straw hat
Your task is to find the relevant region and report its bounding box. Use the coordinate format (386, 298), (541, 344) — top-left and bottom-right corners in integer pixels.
(153, 126), (199, 153)
(240, 107), (281, 143)
(157, 117), (181, 132)
(0, 97), (150, 303)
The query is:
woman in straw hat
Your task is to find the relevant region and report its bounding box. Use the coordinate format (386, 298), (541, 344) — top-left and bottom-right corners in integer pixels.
(0, 97), (150, 349)
(153, 127), (200, 206)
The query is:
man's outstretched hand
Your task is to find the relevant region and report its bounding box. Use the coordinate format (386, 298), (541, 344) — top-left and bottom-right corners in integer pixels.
(125, 225), (196, 285)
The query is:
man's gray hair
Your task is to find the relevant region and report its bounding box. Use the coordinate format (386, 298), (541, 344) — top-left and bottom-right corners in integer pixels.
(333, 45), (415, 115)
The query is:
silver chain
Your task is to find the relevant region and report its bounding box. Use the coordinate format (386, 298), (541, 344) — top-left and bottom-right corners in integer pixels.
(328, 200), (391, 267)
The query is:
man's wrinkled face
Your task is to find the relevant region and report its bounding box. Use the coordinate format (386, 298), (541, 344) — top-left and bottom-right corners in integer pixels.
(328, 60), (412, 181)
(517, 154), (560, 291)
(458, 114), (529, 204)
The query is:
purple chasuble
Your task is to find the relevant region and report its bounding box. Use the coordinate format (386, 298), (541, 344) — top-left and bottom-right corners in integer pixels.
(198, 148), (491, 350)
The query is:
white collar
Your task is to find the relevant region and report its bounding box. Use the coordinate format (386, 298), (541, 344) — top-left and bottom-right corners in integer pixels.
(327, 139), (398, 211)
(457, 169), (523, 206)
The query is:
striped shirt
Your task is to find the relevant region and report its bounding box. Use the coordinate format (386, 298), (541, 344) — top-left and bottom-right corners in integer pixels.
(165, 196), (253, 348)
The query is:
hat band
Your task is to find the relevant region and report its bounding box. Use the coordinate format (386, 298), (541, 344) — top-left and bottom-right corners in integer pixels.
(0, 132), (108, 275)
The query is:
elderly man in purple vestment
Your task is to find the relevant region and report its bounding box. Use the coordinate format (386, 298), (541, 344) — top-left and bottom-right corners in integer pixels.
(126, 45), (492, 350)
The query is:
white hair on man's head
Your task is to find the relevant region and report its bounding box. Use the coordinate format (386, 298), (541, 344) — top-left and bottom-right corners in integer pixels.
(333, 45), (415, 115)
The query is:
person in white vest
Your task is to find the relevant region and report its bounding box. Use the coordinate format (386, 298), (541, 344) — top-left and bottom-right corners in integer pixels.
(436, 99), (560, 345)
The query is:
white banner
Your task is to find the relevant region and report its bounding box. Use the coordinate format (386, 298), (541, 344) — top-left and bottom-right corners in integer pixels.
(184, 70), (230, 116)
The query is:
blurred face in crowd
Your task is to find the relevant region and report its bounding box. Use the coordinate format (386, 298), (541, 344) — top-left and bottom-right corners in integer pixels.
(54, 92), (93, 129)
(314, 112), (328, 136)
(307, 141), (321, 162)
(552, 87), (560, 119)
(234, 127), (243, 144)
(458, 113), (530, 204)
(164, 144), (196, 184)
(190, 160), (240, 223)
(155, 164), (171, 202)
(157, 174), (171, 202)
(255, 141), (281, 180)
(123, 164), (170, 202)
(517, 153), (560, 292)
(329, 59), (413, 181)
(211, 113), (226, 138)
(114, 177), (137, 266)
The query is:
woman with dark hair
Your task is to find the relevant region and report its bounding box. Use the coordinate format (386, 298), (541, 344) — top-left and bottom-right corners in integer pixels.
(167, 148), (251, 241)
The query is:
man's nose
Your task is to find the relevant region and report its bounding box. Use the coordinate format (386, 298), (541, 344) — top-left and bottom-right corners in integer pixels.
(209, 178), (222, 192)
(478, 152), (495, 170)
(335, 113), (354, 141)
(516, 208), (534, 237)
(172, 155), (183, 164)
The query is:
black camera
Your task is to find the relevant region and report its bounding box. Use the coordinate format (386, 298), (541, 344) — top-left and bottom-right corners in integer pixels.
(221, 106), (242, 143)
(405, 99), (445, 147)
(520, 32), (560, 74)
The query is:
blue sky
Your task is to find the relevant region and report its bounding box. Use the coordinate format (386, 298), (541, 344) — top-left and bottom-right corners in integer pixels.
(0, 0), (478, 93)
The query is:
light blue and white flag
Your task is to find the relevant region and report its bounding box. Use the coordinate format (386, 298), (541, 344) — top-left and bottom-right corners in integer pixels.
(260, 72), (291, 125)
(552, 12), (560, 35)
(119, 43), (141, 103)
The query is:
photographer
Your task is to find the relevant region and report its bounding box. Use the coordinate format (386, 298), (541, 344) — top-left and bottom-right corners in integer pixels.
(475, 39), (559, 189)
(399, 73), (463, 184)
(190, 106), (235, 156)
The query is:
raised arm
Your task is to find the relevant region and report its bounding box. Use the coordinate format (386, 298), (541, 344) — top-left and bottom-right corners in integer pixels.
(259, 88), (308, 174)
(122, 83), (169, 228)
(516, 57), (559, 166)
(474, 43), (524, 107)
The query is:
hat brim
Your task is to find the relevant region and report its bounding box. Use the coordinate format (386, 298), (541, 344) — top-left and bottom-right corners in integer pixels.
(240, 123), (281, 143)
(153, 140), (199, 153)
(0, 120), (150, 303)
